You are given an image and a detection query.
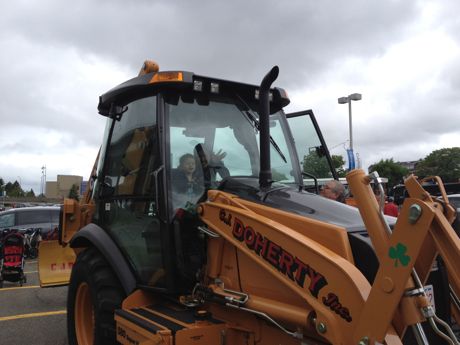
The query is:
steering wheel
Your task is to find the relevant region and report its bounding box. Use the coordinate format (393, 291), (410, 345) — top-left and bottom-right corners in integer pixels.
(194, 144), (212, 189)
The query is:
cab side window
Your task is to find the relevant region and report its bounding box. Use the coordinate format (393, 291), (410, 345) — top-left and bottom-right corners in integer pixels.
(104, 97), (158, 197)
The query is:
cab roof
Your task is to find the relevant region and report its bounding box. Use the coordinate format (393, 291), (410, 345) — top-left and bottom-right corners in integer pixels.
(98, 70), (290, 117)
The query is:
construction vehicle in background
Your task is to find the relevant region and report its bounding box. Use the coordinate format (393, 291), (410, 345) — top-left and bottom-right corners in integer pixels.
(39, 60), (460, 344)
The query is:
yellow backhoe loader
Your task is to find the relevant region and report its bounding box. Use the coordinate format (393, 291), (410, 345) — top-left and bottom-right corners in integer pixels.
(39, 60), (460, 344)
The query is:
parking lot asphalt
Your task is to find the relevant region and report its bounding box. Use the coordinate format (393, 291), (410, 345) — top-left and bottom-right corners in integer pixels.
(0, 259), (68, 344)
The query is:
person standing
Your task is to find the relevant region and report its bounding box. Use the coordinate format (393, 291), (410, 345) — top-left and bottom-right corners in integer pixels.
(320, 180), (346, 203)
(384, 196), (399, 217)
(374, 189), (399, 217)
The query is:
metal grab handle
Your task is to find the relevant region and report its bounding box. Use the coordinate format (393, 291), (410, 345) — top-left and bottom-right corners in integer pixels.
(197, 226), (220, 238)
(152, 165), (164, 215)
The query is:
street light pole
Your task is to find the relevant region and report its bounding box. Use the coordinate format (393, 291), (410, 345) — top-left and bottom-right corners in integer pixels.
(338, 93), (362, 169)
(348, 100), (353, 151)
(41, 165), (47, 197)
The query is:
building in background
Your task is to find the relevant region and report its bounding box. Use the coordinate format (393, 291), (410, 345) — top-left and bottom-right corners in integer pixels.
(45, 175), (84, 199)
(398, 160), (419, 175)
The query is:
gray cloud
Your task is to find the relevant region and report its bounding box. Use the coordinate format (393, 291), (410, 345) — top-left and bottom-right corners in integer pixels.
(1, 0), (418, 85)
(0, 0), (458, 192)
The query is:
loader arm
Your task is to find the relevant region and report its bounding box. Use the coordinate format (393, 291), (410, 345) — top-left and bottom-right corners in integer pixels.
(348, 170), (460, 344)
(405, 175), (460, 327)
(199, 189), (404, 345)
(197, 170), (460, 345)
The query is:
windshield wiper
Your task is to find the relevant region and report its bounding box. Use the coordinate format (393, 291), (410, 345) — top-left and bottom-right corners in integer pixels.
(245, 110), (287, 164)
(269, 134), (287, 163)
(235, 94), (287, 163)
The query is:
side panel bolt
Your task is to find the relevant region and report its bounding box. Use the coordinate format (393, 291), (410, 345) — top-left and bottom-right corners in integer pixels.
(316, 322), (327, 334)
(358, 336), (369, 345)
(408, 204), (422, 224)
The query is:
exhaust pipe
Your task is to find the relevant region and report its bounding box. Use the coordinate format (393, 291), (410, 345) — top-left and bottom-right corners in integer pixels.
(259, 66), (279, 190)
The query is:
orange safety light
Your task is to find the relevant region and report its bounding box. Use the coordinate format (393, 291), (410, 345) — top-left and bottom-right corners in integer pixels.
(149, 71), (183, 84)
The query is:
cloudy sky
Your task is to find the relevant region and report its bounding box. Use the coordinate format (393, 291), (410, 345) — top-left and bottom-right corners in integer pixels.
(1, 0), (459, 193)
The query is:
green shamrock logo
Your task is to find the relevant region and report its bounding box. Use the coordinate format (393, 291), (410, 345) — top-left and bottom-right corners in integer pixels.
(388, 243), (411, 267)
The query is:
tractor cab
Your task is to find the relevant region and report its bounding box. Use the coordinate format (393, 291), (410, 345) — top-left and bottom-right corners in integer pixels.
(41, 62), (346, 293)
(69, 60), (354, 297)
(86, 63), (314, 292)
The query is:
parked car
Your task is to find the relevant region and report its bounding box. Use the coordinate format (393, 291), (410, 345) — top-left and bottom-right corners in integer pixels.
(0, 206), (60, 240)
(393, 182), (460, 205)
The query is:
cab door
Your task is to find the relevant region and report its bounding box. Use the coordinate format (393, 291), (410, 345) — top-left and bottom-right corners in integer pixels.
(95, 95), (171, 289)
(286, 110), (338, 191)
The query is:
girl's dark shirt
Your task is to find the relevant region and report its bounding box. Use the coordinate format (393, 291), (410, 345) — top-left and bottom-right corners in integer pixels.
(171, 169), (203, 195)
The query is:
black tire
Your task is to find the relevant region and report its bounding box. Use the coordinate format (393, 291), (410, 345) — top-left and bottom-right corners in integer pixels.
(67, 247), (126, 345)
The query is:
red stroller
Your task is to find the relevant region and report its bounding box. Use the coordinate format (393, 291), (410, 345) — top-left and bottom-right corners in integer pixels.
(0, 230), (27, 288)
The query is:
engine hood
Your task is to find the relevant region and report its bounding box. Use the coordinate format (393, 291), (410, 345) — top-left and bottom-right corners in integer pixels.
(218, 177), (396, 233)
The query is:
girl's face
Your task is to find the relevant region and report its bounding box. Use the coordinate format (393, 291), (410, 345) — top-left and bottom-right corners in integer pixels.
(181, 157), (196, 174)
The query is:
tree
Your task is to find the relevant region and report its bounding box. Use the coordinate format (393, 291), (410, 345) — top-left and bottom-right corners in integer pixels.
(68, 184), (80, 201)
(271, 169), (288, 181)
(415, 147), (460, 183)
(303, 152), (334, 178)
(5, 180), (24, 197)
(331, 155), (346, 177)
(368, 159), (409, 190)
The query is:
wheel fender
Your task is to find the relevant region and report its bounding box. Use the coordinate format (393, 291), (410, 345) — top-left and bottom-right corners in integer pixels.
(70, 223), (136, 295)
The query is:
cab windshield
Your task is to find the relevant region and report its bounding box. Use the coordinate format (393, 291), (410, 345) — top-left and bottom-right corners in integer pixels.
(167, 95), (298, 211)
